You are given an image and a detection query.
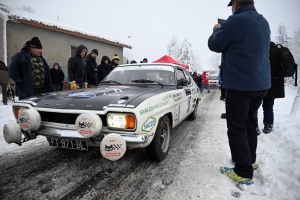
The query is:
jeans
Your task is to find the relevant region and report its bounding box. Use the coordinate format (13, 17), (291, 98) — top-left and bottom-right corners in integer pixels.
(226, 89), (267, 178)
(76, 83), (84, 89)
(262, 97), (275, 125)
(52, 84), (61, 92)
(200, 84), (210, 93)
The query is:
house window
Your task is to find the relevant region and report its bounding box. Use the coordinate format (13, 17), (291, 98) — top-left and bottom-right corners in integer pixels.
(70, 45), (77, 56)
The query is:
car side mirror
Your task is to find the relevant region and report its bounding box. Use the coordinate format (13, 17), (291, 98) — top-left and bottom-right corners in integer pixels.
(177, 79), (188, 88)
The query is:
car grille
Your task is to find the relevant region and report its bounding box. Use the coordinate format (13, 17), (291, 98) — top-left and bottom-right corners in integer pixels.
(38, 111), (107, 126)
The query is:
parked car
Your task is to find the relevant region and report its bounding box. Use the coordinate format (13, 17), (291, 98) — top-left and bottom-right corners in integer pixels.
(208, 74), (220, 87)
(3, 63), (201, 162)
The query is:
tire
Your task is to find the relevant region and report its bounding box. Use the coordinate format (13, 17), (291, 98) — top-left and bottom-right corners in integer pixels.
(188, 101), (198, 121)
(146, 115), (171, 162)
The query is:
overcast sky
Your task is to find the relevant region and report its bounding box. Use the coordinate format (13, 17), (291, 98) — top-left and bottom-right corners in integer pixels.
(2, 0), (300, 71)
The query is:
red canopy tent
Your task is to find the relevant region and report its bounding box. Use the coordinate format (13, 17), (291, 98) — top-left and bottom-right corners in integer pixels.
(152, 55), (189, 70)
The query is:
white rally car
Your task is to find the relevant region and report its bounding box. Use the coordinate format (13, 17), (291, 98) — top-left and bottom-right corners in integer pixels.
(3, 63), (201, 162)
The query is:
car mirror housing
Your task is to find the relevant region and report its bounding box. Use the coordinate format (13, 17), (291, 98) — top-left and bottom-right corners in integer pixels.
(177, 79), (188, 88)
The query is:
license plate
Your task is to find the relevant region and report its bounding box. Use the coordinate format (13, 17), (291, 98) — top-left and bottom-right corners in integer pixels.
(48, 138), (88, 151)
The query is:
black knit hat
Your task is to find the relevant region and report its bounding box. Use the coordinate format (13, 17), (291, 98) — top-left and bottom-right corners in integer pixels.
(91, 49), (98, 56)
(30, 37), (42, 49)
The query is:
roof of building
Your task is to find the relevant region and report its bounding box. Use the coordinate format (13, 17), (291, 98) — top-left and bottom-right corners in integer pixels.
(0, 3), (131, 49)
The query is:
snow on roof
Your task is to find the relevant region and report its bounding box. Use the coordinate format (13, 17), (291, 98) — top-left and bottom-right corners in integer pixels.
(0, 3), (131, 49)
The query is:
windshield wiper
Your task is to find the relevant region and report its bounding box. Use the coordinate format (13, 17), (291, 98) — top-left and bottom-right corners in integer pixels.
(101, 80), (122, 85)
(131, 79), (164, 87)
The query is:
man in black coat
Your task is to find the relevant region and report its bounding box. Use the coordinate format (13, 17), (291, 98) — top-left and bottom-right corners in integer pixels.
(261, 42), (285, 134)
(0, 60), (8, 105)
(86, 49), (99, 88)
(9, 37), (52, 99)
(50, 63), (64, 91)
(68, 45), (88, 89)
(97, 56), (111, 83)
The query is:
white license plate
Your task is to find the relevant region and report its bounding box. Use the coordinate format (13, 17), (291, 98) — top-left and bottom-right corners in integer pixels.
(48, 138), (88, 151)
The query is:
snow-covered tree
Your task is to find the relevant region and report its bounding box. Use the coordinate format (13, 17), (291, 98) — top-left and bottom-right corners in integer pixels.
(19, 5), (36, 13)
(167, 37), (199, 72)
(167, 36), (180, 59)
(178, 38), (197, 71)
(275, 23), (291, 47)
(208, 53), (221, 73)
(290, 27), (300, 86)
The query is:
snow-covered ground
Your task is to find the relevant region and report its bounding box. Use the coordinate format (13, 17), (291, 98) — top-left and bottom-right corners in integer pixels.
(1, 85), (300, 199)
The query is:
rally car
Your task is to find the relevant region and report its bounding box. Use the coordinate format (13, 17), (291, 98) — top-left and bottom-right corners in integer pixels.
(3, 63), (201, 162)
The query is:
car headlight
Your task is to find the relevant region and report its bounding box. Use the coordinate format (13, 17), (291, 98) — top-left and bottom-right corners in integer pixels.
(13, 107), (29, 119)
(107, 113), (136, 129)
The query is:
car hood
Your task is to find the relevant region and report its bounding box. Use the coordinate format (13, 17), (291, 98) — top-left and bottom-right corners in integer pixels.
(18, 85), (170, 110)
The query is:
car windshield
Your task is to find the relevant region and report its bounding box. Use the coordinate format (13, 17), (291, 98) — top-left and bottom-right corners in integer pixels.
(102, 65), (176, 85)
(209, 75), (218, 80)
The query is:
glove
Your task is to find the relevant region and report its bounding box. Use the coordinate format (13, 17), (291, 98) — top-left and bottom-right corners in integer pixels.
(70, 81), (79, 90)
(84, 82), (88, 89)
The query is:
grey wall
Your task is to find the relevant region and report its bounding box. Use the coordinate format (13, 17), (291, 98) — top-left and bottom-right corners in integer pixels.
(6, 20), (123, 79)
(0, 18), (4, 62)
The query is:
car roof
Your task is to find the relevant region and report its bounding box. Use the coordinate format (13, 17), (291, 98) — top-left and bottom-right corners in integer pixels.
(118, 63), (188, 72)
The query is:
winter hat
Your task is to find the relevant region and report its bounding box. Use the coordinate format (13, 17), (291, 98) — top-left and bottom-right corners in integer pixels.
(53, 62), (60, 68)
(91, 49), (98, 56)
(30, 37), (42, 49)
(23, 40), (31, 49)
(112, 54), (120, 61)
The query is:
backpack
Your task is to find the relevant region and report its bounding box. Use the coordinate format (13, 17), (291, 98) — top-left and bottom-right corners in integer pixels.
(269, 42), (298, 78)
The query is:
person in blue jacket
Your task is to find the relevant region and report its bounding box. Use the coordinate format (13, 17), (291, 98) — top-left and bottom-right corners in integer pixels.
(9, 37), (52, 100)
(208, 0), (271, 185)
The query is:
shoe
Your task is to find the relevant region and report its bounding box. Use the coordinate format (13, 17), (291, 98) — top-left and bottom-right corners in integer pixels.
(220, 167), (253, 185)
(231, 159), (258, 170)
(256, 127), (261, 136)
(221, 113), (226, 119)
(252, 163), (258, 170)
(207, 91), (210, 93)
(263, 124), (273, 134)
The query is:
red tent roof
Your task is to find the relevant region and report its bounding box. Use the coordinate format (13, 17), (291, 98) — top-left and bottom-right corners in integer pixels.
(152, 55), (189, 70)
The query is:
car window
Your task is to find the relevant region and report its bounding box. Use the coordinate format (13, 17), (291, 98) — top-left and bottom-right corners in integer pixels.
(104, 65), (176, 85)
(183, 70), (192, 85)
(176, 69), (185, 81)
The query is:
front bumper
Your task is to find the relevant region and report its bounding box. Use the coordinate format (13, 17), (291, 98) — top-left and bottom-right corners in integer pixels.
(35, 126), (150, 146)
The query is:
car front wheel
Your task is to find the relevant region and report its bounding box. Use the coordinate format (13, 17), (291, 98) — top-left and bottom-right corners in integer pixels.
(188, 101), (198, 121)
(146, 115), (171, 162)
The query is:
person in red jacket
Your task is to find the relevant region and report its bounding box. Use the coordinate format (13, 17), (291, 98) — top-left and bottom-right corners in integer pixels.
(200, 71), (210, 93)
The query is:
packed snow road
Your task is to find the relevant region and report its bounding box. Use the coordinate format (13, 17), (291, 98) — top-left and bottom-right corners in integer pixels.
(0, 89), (221, 200)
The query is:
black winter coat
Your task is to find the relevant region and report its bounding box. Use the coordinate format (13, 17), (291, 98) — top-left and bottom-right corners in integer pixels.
(86, 54), (99, 85)
(68, 45), (87, 84)
(265, 77), (285, 98)
(9, 48), (52, 98)
(50, 67), (64, 84)
(97, 56), (111, 82)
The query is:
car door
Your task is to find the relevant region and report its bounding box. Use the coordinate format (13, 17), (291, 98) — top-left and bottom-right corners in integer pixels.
(174, 68), (191, 125)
